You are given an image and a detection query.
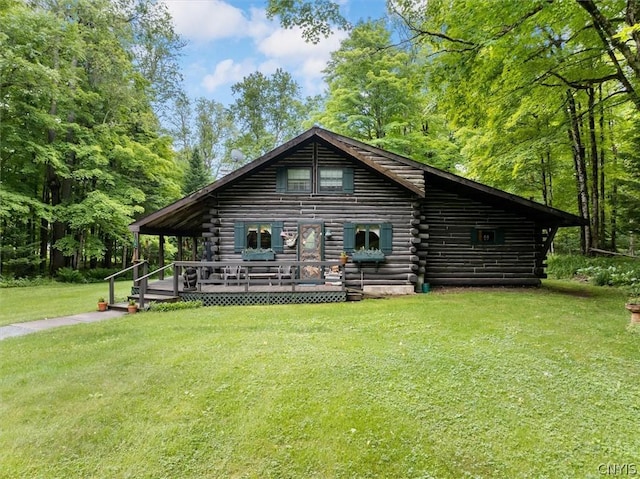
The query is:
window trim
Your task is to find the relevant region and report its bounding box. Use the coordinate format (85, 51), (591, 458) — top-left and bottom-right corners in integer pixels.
(344, 222), (392, 254)
(277, 166), (354, 194)
(234, 221), (283, 253)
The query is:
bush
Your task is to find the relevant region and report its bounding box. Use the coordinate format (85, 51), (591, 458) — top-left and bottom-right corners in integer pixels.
(0, 276), (51, 288)
(548, 254), (640, 287)
(148, 300), (203, 312)
(55, 267), (86, 283)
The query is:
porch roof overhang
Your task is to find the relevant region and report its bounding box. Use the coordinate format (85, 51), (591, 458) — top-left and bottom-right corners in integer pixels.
(129, 127), (585, 237)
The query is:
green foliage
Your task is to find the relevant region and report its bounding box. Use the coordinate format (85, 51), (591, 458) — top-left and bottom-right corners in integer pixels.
(547, 254), (640, 288)
(182, 148), (210, 195)
(228, 69), (308, 160)
(0, 0), (183, 276)
(148, 300), (203, 312)
(0, 276), (51, 288)
(266, 0), (350, 44)
(54, 267), (86, 284)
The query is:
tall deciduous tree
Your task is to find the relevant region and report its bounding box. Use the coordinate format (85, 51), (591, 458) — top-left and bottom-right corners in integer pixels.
(0, 0), (182, 276)
(228, 69), (307, 160)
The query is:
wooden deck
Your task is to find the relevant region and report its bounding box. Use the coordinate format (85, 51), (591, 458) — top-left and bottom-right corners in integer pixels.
(132, 260), (350, 307)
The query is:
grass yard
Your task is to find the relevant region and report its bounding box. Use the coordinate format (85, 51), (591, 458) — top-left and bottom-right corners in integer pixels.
(0, 281), (132, 326)
(1, 281), (638, 478)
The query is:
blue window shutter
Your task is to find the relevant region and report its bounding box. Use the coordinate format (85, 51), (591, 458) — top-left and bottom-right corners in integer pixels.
(496, 228), (505, 245)
(343, 223), (355, 252)
(380, 223), (393, 254)
(271, 222), (284, 252)
(342, 167), (354, 193)
(276, 167), (287, 193)
(234, 222), (245, 253)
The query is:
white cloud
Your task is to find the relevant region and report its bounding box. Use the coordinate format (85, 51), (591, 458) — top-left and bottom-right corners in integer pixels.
(202, 59), (256, 92)
(257, 26), (348, 91)
(162, 0), (252, 41)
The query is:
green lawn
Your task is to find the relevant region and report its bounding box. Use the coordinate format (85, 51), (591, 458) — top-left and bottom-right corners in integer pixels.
(1, 281), (638, 478)
(0, 281), (131, 326)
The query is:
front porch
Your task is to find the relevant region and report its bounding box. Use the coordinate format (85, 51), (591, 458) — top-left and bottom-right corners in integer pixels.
(110, 260), (353, 308)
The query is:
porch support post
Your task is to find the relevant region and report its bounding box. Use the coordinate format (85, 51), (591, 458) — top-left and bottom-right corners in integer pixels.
(132, 232), (140, 282)
(177, 236), (183, 261)
(159, 234), (165, 280)
(191, 236), (197, 260)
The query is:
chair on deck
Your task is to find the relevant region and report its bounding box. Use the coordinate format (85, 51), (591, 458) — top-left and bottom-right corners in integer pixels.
(278, 264), (295, 284)
(222, 265), (242, 286)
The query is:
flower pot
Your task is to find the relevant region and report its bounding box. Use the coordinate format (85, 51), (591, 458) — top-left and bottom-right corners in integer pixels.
(97, 301), (108, 312)
(128, 304), (138, 314)
(340, 256), (348, 265)
(625, 303), (640, 323)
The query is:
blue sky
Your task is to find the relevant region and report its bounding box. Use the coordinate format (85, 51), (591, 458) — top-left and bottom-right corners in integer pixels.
(161, 0), (389, 105)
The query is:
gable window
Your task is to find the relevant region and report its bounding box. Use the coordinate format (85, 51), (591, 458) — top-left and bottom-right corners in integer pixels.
(234, 221), (283, 252)
(277, 167), (353, 194)
(343, 222), (393, 254)
(471, 228), (504, 245)
(287, 168), (311, 192)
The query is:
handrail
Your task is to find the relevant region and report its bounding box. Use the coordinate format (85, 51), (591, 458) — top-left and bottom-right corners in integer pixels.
(103, 260), (148, 305)
(104, 260), (148, 281)
(135, 262), (177, 309)
(135, 262), (175, 284)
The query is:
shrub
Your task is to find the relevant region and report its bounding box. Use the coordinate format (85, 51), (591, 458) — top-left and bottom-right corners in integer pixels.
(55, 267), (86, 283)
(148, 300), (203, 312)
(0, 276), (51, 288)
(548, 254), (640, 287)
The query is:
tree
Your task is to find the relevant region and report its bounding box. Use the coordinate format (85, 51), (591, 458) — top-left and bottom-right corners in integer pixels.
(316, 20), (461, 170)
(182, 148), (210, 195)
(0, 0), (182, 276)
(266, 0), (350, 43)
(228, 69), (307, 160)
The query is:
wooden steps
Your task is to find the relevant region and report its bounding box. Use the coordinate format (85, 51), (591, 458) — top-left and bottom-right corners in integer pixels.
(109, 294), (180, 312)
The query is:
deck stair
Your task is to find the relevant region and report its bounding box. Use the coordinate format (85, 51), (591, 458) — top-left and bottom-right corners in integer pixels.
(109, 294), (180, 312)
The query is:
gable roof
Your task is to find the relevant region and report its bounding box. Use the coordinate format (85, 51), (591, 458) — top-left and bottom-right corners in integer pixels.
(130, 126), (585, 235)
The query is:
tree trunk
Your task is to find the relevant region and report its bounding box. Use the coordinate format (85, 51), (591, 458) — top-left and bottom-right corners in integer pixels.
(566, 90), (591, 254)
(598, 85), (606, 247)
(587, 87), (600, 249)
(609, 118), (619, 251)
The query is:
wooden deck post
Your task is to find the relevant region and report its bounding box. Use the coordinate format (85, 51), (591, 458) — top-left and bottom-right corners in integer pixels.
(159, 235), (165, 280)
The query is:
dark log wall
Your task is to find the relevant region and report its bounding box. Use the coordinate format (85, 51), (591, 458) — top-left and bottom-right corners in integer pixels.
(204, 141), (419, 288)
(420, 183), (544, 286)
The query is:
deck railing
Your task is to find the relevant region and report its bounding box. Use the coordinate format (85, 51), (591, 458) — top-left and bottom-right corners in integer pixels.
(103, 260), (148, 305)
(134, 260), (345, 309)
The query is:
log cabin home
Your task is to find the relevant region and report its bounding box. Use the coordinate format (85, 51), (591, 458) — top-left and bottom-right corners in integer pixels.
(126, 127), (584, 306)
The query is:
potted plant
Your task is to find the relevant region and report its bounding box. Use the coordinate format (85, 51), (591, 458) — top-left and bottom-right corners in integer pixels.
(127, 299), (138, 314)
(340, 251), (349, 265)
(97, 297), (108, 312)
(625, 282), (640, 324)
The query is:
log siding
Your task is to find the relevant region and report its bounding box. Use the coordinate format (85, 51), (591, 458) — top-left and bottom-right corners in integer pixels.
(420, 185), (544, 286)
(206, 142), (419, 289)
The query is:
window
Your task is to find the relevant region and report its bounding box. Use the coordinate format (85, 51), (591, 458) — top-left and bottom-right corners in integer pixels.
(234, 221), (283, 252)
(246, 224), (272, 249)
(355, 224), (380, 250)
(287, 168), (311, 192)
(471, 228), (504, 245)
(319, 168), (343, 192)
(277, 167), (353, 194)
(344, 222), (393, 254)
